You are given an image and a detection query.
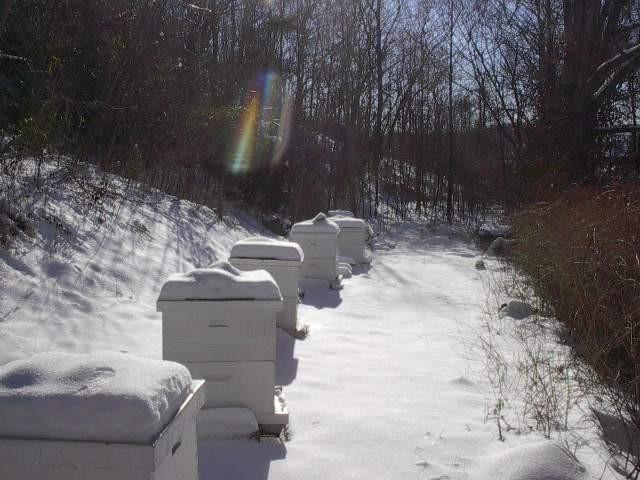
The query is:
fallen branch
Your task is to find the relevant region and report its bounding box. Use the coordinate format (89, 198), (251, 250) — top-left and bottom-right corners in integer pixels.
(0, 51), (28, 62)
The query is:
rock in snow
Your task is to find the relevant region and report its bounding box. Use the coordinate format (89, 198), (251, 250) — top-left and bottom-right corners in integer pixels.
(481, 441), (585, 480)
(593, 410), (640, 458)
(500, 300), (534, 320)
(475, 259), (486, 270)
(0, 351), (192, 444)
(486, 236), (514, 256)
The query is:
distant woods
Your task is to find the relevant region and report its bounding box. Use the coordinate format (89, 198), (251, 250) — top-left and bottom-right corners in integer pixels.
(1, 0), (640, 221)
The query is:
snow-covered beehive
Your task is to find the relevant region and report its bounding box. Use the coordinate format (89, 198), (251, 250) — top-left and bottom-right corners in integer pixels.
(157, 262), (288, 435)
(328, 209), (355, 218)
(229, 237), (304, 333)
(289, 213), (342, 288)
(328, 213), (372, 265)
(0, 351), (204, 480)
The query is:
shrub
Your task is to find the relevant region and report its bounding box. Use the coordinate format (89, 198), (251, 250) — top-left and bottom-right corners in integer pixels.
(512, 185), (640, 474)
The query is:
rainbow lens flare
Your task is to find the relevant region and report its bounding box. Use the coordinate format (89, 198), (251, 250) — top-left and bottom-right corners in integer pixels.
(229, 71), (292, 175)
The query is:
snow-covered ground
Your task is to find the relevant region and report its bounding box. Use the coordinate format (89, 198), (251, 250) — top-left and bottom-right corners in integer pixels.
(0, 163), (619, 479)
(0, 162), (267, 364)
(198, 224), (616, 480)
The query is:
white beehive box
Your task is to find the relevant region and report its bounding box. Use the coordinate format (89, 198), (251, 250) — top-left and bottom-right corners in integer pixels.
(290, 213), (341, 288)
(157, 262), (288, 435)
(0, 382), (205, 480)
(184, 361), (275, 413)
(0, 352), (205, 480)
(229, 237), (304, 332)
(330, 215), (372, 265)
(157, 262), (282, 363)
(159, 300), (278, 362)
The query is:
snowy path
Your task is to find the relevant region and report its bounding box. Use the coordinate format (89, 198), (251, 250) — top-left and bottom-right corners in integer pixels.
(198, 226), (505, 479)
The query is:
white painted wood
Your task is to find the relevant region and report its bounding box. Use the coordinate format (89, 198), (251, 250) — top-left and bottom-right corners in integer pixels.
(196, 408), (259, 440)
(289, 213), (340, 234)
(229, 258), (300, 298)
(280, 297), (299, 331)
(290, 217), (341, 283)
(158, 301), (280, 362)
(158, 264), (290, 436)
(229, 253), (302, 331)
(254, 392), (290, 435)
(162, 315), (275, 362)
(164, 340), (275, 363)
(329, 215), (372, 264)
(299, 258), (338, 280)
(183, 362), (275, 413)
(0, 381), (205, 480)
(337, 241), (368, 264)
(157, 300), (283, 313)
(291, 234), (338, 259)
(336, 228), (369, 264)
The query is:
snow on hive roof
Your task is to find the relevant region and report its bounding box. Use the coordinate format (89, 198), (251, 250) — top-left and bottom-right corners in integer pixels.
(328, 209), (355, 218)
(290, 213), (340, 234)
(230, 237), (304, 262)
(331, 216), (367, 229)
(157, 261), (282, 301)
(0, 351), (192, 444)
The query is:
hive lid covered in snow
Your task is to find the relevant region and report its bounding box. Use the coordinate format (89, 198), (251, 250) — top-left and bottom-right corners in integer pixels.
(0, 351), (192, 444)
(328, 209), (355, 218)
(157, 261), (282, 301)
(230, 237), (304, 262)
(290, 213), (340, 234)
(331, 216), (367, 229)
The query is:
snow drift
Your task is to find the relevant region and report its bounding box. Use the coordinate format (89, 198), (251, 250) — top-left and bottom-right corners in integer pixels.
(480, 441), (585, 480)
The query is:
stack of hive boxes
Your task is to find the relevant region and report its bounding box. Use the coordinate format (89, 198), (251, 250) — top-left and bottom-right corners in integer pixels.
(0, 352), (205, 480)
(229, 237), (304, 333)
(157, 261), (288, 435)
(328, 212), (373, 265)
(289, 213), (341, 289)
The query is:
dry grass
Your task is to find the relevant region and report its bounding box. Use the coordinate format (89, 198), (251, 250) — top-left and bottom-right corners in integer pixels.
(473, 261), (579, 443)
(512, 185), (640, 475)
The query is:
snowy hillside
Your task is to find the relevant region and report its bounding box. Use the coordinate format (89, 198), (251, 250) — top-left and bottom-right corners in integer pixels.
(0, 160), (268, 364)
(0, 162), (620, 480)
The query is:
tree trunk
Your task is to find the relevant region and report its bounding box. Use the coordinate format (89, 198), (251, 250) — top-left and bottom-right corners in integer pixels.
(0, 0), (14, 35)
(374, 0), (383, 218)
(446, 0), (455, 224)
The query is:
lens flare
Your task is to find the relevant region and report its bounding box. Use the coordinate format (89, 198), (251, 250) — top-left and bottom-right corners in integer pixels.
(228, 71), (292, 175)
(273, 93), (292, 168)
(230, 92), (260, 175)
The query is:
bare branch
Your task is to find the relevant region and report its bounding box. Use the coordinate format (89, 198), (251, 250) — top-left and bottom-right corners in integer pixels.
(589, 42), (640, 100)
(0, 51), (28, 62)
